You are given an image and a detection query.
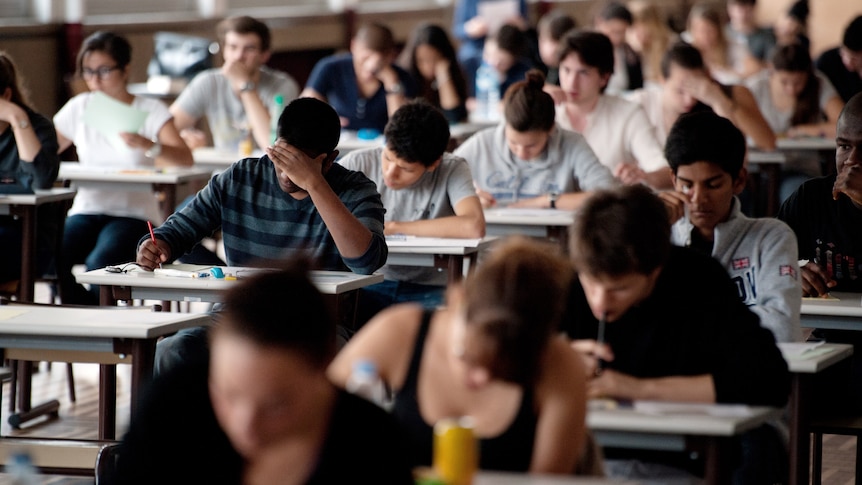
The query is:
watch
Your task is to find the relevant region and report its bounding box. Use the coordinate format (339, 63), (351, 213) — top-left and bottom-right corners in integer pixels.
(239, 81), (256, 93)
(385, 83), (404, 95)
(145, 141), (162, 158)
(548, 191), (559, 209)
(16, 118), (30, 130)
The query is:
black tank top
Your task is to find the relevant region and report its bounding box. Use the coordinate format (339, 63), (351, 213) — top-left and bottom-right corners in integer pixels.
(391, 310), (539, 471)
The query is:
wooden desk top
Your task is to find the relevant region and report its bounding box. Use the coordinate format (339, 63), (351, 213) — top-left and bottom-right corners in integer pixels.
(77, 265), (384, 296)
(0, 304), (210, 339)
(0, 188), (77, 205)
(59, 162), (213, 184)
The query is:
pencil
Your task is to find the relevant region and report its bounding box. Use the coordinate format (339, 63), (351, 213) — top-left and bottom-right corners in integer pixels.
(147, 220), (162, 269)
(595, 311), (607, 376)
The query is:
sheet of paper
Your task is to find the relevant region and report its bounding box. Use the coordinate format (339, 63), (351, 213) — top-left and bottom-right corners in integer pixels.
(802, 294), (840, 301)
(386, 236), (483, 247)
(633, 401), (753, 417)
(82, 91), (148, 152)
(477, 0), (519, 35)
(0, 308), (28, 321)
(778, 341), (826, 356)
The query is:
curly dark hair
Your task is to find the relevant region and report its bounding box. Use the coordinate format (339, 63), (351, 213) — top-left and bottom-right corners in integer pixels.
(383, 100), (450, 167)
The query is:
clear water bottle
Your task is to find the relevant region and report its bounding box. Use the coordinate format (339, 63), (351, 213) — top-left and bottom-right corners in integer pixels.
(474, 62), (501, 122)
(270, 94), (284, 144)
(345, 359), (388, 408)
(7, 452), (39, 485)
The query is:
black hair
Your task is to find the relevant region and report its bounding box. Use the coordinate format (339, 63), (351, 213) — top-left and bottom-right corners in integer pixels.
(216, 257), (336, 368)
(538, 10), (577, 41)
(570, 185), (671, 277)
(597, 1), (634, 24)
(557, 29), (615, 86)
(664, 111), (746, 180)
(660, 41), (706, 79)
(277, 97), (341, 158)
(843, 15), (862, 52)
(504, 69), (555, 132)
(493, 24), (529, 59)
(77, 31), (132, 75)
(0, 51), (30, 109)
(384, 100), (450, 167)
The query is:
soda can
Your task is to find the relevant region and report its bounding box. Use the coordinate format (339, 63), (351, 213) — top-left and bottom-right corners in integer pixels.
(433, 416), (478, 485)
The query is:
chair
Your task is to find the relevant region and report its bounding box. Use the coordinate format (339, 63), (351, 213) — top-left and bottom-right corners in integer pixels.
(95, 443), (121, 485)
(810, 415), (862, 485)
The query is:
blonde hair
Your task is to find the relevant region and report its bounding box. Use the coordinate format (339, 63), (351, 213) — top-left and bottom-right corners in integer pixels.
(627, 0), (673, 83)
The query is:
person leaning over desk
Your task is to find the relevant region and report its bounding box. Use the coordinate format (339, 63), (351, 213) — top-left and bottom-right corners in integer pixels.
(137, 97), (387, 376)
(169, 15), (300, 152)
(0, 51), (60, 285)
(565, 185), (790, 484)
(455, 69), (616, 209)
(339, 100), (484, 323)
(115, 258), (415, 485)
(329, 236), (588, 475)
(54, 31), (193, 306)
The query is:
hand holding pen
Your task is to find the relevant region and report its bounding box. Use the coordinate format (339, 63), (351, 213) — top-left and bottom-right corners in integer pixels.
(595, 312), (608, 376)
(137, 221), (172, 271)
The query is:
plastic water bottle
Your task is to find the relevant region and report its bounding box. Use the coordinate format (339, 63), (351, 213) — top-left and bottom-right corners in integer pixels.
(270, 94), (284, 144)
(345, 359), (388, 408)
(7, 452), (39, 485)
(474, 62), (501, 122)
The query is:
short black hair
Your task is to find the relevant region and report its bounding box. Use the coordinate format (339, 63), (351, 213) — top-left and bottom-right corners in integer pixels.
(660, 41), (706, 78)
(384, 100), (450, 167)
(216, 257), (336, 368)
(664, 111), (746, 180)
(278, 97), (340, 158)
(843, 15), (862, 52)
(597, 1), (634, 24)
(570, 185), (670, 277)
(538, 10), (577, 41)
(494, 24), (528, 58)
(557, 29), (615, 81)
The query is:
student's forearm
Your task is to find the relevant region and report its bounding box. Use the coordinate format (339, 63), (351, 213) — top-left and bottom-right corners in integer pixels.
(386, 215), (485, 239)
(638, 374), (715, 402)
(437, 77), (462, 111)
(154, 144), (193, 168)
(644, 167), (673, 189)
(306, 181), (374, 259)
(12, 121), (42, 162)
(240, 90), (273, 149)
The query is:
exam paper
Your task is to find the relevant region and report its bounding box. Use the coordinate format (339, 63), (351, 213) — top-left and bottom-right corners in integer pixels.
(82, 92), (148, 152)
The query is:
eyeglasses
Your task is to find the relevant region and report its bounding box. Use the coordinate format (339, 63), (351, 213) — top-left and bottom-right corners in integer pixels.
(81, 66), (120, 80)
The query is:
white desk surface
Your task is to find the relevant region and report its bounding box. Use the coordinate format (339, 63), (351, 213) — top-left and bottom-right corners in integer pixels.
(338, 130), (381, 153)
(587, 402), (782, 437)
(77, 265), (384, 296)
(775, 137), (835, 151)
(483, 207), (576, 226)
(779, 342), (854, 373)
(386, 236), (496, 255)
(193, 147), (264, 170)
(0, 187), (77, 206)
(801, 292), (862, 318)
(474, 471), (636, 484)
(747, 150), (787, 164)
(0, 304), (210, 339)
(59, 162), (213, 184)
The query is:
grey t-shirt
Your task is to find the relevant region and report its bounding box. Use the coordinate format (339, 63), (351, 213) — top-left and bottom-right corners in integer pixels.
(454, 123), (616, 204)
(339, 147), (478, 286)
(173, 66), (299, 151)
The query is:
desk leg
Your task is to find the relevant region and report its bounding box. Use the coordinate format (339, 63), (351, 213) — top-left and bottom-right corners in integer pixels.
(98, 364), (116, 440)
(444, 255), (465, 285)
(788, 374), (810, 485)
(703, 437), (732, 485)
(16, 361), (32, 413)
(99, 285), (117, 307)
(761, 163), (780, 217)
(155, 184), (177, 222)
(548, 226), (569, 254)
(129, 339), (156, 417)
(18, 205), (36, 302)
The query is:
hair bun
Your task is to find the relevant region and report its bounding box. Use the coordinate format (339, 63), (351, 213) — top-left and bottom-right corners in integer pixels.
(525, 69), (546, 90)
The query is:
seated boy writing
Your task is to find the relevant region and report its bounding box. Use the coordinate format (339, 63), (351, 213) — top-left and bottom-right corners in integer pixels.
(338, 100), (485, 321)
(658, 110), (802, 342)
(564, 185), (790, 483)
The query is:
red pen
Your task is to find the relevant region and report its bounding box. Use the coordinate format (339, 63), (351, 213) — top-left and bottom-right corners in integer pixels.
(147, 220), (162, 269)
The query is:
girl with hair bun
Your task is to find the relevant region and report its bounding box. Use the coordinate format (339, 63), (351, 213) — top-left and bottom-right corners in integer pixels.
(455, 69), (616, 209)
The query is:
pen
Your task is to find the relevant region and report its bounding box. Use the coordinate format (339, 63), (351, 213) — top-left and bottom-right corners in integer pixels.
(147, 220), (162, 269)
(595, 311), (608, 376)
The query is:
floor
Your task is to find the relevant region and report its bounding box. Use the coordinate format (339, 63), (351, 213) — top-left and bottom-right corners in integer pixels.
(0, 283), (856, 484)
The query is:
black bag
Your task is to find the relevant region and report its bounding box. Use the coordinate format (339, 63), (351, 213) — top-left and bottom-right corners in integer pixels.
(147, 32), (216, 81)
(0, 172), (33, 194)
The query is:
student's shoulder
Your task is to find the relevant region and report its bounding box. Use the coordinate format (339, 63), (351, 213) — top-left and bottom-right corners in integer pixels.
(598, 94), (642, 115)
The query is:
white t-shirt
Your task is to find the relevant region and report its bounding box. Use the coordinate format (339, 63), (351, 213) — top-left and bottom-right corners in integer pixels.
(623, 84), (668, 144)
(54, 92), (172, 223)
(744, 70), (839, 135)
(555, 95), (668, 174)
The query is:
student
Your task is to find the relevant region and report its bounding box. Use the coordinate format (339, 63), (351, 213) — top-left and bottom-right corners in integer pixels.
(773, 0), (810, 51)
(398, 23), (469, 124)
(115, 259), (415, 485)
(657, 111), (802, 342)
(625, 0), (674, 85)
(564, 184), (791, 483)
(725, 0), (776, 75)
(683, 2), (747, 84)
(625, 41), (776, 149)
(329, 236), (587, 475)
(338, 101), (484, 320)
(536, 10), (576, 103)
(554, 29), (671, 189)
(0, 52), (60, 285)
(456, 70), (616, 209)
(301, 22), (416, 133)
(451, 0), (528, 65)
(816, 15), (862, 103)
(138, 97), (387, 374)
(777, 91), (862, 296)
(54, 31), (193, 305)
(463, 24), (533, 101)
(593, 1), (643, 95)
(170, 16), (300, 152)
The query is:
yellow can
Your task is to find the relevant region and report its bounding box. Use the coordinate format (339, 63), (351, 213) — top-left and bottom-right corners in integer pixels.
(433, 417), (478, 485)
(238, 135), (253, 158)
